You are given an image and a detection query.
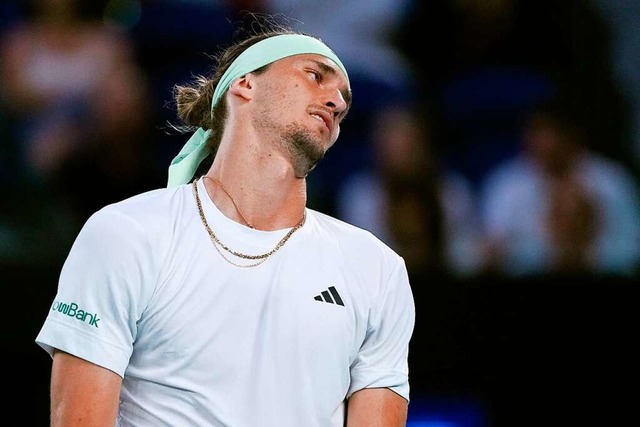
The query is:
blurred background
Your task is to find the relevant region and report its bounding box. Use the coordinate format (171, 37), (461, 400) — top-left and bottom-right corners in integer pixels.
(1, 0), (638, 425)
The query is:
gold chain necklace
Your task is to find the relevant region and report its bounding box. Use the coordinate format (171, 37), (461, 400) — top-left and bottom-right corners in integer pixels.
(192, 177), (306, 267)
(202, 175), (255, 229)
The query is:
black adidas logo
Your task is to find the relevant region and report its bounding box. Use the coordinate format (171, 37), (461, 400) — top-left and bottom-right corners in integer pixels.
(314, 286), (344, 306)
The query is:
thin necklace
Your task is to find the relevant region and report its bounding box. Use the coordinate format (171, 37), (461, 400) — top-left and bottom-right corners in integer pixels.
(193, 177), (306, 268)
(202, 175), (255, 229)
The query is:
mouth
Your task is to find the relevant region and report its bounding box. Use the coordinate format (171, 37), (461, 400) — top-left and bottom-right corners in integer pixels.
(310, 111), (333, 133)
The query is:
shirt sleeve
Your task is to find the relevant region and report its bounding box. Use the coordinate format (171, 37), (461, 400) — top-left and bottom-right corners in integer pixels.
(35, 205), (157, 377)
(347, 256), (415, 402)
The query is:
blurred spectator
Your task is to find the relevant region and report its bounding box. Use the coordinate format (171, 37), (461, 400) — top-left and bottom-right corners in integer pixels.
(393, 0), (627, 193)
(1, 0), (147, 177)
(479, 96), (640, 277)
(590, 0), (640, 167)
(0, 0), (151, 264)
(336, 105), (485, 281)
(264, 0), (417, 213)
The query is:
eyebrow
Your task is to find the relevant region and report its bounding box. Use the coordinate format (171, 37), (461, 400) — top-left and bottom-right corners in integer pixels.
(309, 59), (353, 107)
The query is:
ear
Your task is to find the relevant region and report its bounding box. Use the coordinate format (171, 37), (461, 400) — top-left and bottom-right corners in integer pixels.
(228, 74), (254, 101)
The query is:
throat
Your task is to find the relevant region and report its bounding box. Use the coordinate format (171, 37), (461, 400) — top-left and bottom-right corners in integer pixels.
(203, 175), (255, 229)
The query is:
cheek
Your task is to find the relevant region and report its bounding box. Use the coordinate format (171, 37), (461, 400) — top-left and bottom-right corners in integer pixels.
(331, 127), (341, 144)
(260, 79), (294, 103)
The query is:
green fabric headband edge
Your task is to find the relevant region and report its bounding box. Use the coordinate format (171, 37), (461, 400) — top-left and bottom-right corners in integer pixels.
(212, 33), (349, 110)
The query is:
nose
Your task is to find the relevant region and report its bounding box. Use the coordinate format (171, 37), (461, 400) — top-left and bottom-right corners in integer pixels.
(324, 88), (348, 118)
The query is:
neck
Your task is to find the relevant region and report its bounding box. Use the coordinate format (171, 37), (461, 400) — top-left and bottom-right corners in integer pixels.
(203, 176), (255, 229)
(205, 122), (309, 230)
(202, 165), (307, 231)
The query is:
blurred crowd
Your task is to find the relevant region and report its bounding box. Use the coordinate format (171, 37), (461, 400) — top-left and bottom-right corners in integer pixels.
(2, 0), (639, 282)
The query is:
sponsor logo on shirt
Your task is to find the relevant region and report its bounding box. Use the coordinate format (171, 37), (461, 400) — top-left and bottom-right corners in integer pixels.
(51, 300), (100, 328)
(313, 286), (344, 306)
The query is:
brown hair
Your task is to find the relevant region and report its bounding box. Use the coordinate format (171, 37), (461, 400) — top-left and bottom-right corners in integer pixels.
(172, 15), (302, 171)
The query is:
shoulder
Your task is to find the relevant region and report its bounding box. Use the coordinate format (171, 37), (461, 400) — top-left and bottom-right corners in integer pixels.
(62, 184), (196, 287)
(308, 209), (390, 244)
(583, 154), (639, 189)
(485, 156), (532, 184)
(480, 156), (538, 199)
(96, 184), (189, 222)
(306, 209), (404, 266)
(305, 209), (413, 316)
(79, 184), (193, 247)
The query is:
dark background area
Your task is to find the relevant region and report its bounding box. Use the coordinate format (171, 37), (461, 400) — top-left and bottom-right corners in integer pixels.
(4, 264), (637, 425)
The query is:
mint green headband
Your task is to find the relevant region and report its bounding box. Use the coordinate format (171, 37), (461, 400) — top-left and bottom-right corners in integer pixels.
(167, 34), (349, 187)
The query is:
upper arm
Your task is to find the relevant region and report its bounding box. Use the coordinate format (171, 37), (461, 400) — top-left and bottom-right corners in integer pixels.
(50, 350), (122, 427)
(346, 387), (408, 427)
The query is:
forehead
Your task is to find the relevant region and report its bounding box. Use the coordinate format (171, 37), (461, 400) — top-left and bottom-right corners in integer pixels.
(274, 54), (349, 84)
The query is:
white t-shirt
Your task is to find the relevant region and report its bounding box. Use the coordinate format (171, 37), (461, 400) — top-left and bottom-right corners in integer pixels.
(35, 178), (415, 426)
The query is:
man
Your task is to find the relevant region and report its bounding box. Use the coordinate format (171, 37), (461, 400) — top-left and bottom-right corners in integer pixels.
(479, 97), (640, 277)
(35, 21), (415, 426)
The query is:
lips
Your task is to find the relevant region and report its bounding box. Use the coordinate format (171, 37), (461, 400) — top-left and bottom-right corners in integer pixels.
(310, 110), (333, 133)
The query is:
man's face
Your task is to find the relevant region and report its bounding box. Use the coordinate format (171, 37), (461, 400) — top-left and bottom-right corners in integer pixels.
(250, 54), (351, 177)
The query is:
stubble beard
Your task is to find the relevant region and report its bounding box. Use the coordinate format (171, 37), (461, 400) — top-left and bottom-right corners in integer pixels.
(281, 123), (327, 178)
